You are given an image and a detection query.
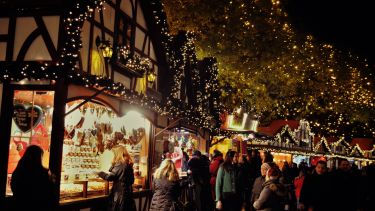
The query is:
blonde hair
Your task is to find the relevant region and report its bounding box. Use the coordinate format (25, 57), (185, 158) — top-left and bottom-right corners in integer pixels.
(111, 145), (132, 166)
(154, 159), (179, 182)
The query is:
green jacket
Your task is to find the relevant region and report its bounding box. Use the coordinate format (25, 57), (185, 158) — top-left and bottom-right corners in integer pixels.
(215, 164), (237, 201)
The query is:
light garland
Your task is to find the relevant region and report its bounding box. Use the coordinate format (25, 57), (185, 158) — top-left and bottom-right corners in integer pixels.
(150, 1), (221, 131)
(217, 119), (374, 162)
(0, 0), (221, 132)
(118, 45), (151, 74)
(313, 137), (332, 154)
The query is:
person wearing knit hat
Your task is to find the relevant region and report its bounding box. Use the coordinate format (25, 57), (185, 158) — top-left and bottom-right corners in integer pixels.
(250, 162), (274, 210)
(253, 166), (287, 211)
(266, 166), (281, 180)
(261, 162), (271, 172)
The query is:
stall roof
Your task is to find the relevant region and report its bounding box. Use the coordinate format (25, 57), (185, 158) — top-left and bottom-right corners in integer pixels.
(350, 138), (374, 150)
(257, 120), (299, 136)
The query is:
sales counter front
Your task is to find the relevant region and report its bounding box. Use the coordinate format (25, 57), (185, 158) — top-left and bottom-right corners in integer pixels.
(60, 99), (151, 201)
(59, 189), (152, 211)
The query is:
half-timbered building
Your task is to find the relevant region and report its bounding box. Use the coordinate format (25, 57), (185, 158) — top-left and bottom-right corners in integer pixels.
(0, 0), (219, 210)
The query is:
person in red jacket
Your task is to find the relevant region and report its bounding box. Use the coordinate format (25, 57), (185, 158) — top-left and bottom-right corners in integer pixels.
(209, 150), (223, 200)
(294, 169), (305, 210)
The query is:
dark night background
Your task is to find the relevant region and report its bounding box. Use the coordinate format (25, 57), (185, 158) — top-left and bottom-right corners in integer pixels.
(286, 0), (375, 66)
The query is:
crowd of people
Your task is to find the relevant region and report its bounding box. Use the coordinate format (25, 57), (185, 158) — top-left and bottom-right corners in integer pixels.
(153, 148), (375, 211)
(8, 144), (375, 211)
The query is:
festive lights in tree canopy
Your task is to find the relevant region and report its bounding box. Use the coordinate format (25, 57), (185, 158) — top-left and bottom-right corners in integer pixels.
(161, 0), (375, 138)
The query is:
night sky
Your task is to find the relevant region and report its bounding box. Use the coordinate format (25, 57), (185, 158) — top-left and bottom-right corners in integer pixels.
(286, 0), (375, 66)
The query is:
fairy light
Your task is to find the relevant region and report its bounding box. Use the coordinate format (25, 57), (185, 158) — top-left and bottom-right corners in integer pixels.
(0, 0), (221, 132)
(161, 0), (375, 138)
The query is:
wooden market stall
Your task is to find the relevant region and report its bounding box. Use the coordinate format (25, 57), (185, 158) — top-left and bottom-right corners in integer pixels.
(0, 0), (168, 210)
(0, 1), (220, 210)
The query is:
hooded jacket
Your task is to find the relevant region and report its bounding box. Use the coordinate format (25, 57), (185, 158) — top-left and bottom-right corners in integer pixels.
(253, 178), (287, 211)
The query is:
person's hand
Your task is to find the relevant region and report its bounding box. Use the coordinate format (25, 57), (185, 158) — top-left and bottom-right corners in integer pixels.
(216, 201), (222, 210)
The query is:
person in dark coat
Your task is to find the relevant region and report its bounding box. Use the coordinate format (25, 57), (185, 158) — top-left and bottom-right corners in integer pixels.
(188, 150), (205, 211)
(359, 164), (375, 211)
(149, 158), (181, 211)
(215, 150), (241, 211)
(253, 166), (287, 211)
(238, 155), (252, 210)
(181, 149), (189, 172)
(11, 145), (55, 211)
(331, 159), (358, 211)
(200, 153), (214, 210)
(299, 160), (333, 211)
(250, 162), (272, 211)
(249, 150), (262, 180)
(209, 149), (223, 200)
(98, 145), (135, 211)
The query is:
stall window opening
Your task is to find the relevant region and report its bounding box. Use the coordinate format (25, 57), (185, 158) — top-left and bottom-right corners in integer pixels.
(6, 90), (55, 196)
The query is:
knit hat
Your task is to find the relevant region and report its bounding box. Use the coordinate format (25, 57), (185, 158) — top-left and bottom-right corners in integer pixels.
(261, 162), (272, 171)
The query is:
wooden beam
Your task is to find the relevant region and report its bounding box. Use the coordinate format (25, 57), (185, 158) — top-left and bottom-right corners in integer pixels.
(6, 15), (16, 61)
(16, 28), (41, 61)
(0, 34), (7, 42)
(64, 87), (106, 116)
(154, 118), (183, 137)
(34, 15), (58, 60)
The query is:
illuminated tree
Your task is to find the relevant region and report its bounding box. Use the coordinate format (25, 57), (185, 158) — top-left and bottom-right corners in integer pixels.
(161, 0), (375, 138)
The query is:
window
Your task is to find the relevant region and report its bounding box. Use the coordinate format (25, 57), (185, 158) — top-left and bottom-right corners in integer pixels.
(6, 90), (55, 196)
(60, 100), (150, 200)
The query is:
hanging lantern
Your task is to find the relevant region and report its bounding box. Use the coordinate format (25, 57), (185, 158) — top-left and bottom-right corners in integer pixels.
(96, 36), (113, 59)
(147, 71), (157, 84)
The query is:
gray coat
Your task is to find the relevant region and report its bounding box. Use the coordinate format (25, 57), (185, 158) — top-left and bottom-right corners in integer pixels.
(253, 179), (287, 211)
(149, 178), (181, 211)
(251, 176), (266, 205)
(99, 162), (135, 211)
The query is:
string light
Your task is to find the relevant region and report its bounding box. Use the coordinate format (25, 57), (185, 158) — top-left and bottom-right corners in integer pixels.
(0, 0), (221, 132)
(161, 0), (375, 139)
(227, 121), (374, 162)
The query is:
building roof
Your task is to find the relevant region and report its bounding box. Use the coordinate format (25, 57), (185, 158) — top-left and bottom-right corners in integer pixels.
(350, 138), (374, 150)
(257, 120), (299, 136)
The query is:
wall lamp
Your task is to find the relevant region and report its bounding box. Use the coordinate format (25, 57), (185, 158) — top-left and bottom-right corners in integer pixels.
(96, 36), (113, 59)
(147, 70), (157, 85)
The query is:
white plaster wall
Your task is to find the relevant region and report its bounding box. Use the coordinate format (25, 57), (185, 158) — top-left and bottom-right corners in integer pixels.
(13, 17), (37, 60)
(0, 18), (9, 34)
(135, 27), (145, 50)
(136, 0), (147, 29)
(0, 43), (6, 61)
(113, 72), (131, 89)
(81, 21), (91, 72)
(103, 2), (115, 32)
(25, 36), (51, 60)
(120, 0), (133, 18)
(42, 16), (60, 50)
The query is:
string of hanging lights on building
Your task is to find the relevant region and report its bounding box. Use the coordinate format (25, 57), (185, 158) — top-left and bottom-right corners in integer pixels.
(0, 0), (220, 131)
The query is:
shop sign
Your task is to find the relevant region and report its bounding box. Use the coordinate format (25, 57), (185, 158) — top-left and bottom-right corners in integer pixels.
(13, 104), (43, 132)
